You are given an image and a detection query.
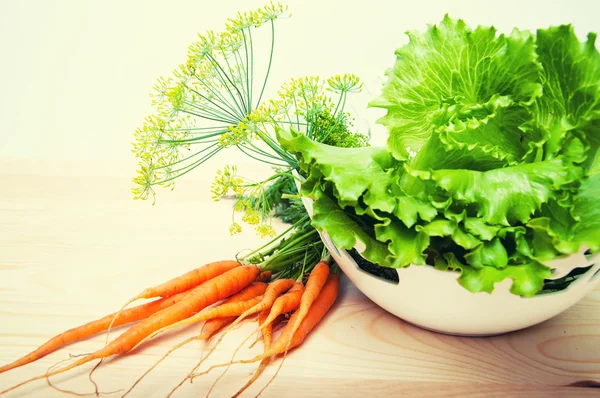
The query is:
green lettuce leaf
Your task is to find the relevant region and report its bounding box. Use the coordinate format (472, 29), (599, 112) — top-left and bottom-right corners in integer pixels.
(369, 15), (542, 161)
(277, 128), (396, 211)
(572, 173), (600, 251)
(424, 158), (579, 225)
(310, 189), (393, 266)
(458, 260), (552, 297)
(532, 25), (600, 163)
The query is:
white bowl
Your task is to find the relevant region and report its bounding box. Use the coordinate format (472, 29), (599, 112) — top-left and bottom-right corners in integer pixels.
(298, 186), (600, 336)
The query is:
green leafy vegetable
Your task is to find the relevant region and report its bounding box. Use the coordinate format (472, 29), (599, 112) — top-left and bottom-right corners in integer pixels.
(280, 16), (600, 297)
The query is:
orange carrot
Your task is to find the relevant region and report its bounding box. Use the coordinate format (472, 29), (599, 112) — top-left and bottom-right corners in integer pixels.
(259, 282), (304, 331)
(105, 260), (241, 339)
(260, 270), (337, 357)
(258, 310), (273, 351)
(0, 265), (260, 395)
(279, 261), (329, 351)
(122, 282), (267, 398)
(234, 279), (295, 323)
(0, 289), (193, 374)
(256, 271), (272, 283)
(131, 295), (264, 351)
(248, 262), (330, 396)
(135, 260), (241, 300)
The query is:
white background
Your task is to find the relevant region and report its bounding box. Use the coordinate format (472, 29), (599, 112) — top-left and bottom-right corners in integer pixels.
(0, 0), (598, 163)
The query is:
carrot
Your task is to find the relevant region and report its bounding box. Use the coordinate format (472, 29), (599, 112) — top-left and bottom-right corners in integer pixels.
(133, 260), (241, 300)
(258, 310), (273, 351)
(168, 303), (277, 398)
(105, 260), (240, 341)
(196, 278), (296, 395)
(190, 272), (339, 379)
(260, 269), (336, 356)
(0, 289), (193, 374)
(131, 295), (264, 351)
(233, 279), (295, 324)
(0, 265), (260, 395)
(284, 261), (330, 346)
(123, 282), (267, 398)
(256, 271), (272, 282)
(259, 282), (304, 331)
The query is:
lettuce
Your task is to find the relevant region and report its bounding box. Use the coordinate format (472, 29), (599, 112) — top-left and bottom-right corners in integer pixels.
(278, 17), (600, 297)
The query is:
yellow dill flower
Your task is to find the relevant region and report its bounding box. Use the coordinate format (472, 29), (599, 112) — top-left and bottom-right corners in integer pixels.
(234, 198), (251, 212)
(226, 10), (261, 33)
(229, 222), (242, 235)
(210, 165), (243, 201)
(255, 224), (276, 238)
(260, 1), (287, 22)
(242, 208), (261, 225)
(131, 162), (157, 204)
(327, 73), (363, 93)
(166, 82), (186, 111)
(219, 31), (243, 53)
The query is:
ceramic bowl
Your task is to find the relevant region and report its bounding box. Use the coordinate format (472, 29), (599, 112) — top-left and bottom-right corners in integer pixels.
(298, 183), (600, 336)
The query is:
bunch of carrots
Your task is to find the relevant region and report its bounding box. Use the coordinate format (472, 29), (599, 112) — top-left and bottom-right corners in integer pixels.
(0, 259), (339, 396)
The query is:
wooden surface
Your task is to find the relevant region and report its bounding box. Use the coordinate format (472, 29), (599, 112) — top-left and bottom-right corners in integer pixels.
(1, 157), (599, 398)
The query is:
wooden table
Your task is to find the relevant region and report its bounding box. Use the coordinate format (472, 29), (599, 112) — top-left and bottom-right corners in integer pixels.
(1, 158), (599, 397)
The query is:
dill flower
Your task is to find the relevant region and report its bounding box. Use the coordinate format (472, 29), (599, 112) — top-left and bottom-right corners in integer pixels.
(260, 2), (288, 22)
(229, 222), (242, 235)
(327, 73), (363, 93)
(242, 208), (261, 225)
(256, 224), (277, 238)
(210, 165), (244, 200)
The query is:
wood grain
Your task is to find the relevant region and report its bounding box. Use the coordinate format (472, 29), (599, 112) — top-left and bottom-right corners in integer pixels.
(0, 158), (599, 397)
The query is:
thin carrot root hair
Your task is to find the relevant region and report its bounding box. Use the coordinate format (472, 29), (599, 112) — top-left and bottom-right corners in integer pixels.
(165, 313), (247, 398)
(232, 357), (271, 398)
(232, 308), (275, 397)
(205, 328), (263, 398)
(122, 334), (198, 398)
(86, 359), (103, 396)
(187, 317), (254, 384)
(46, 363), (123, 398)
(45, 355), (97, 397)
